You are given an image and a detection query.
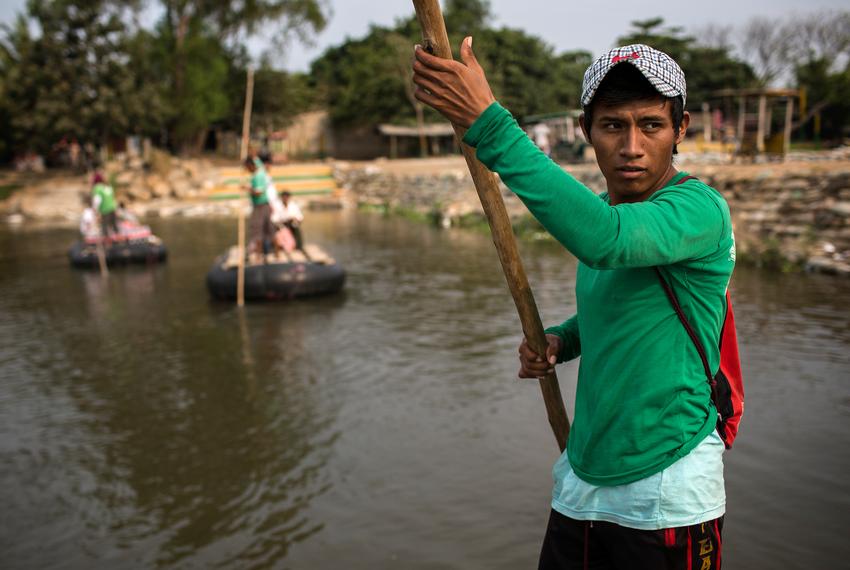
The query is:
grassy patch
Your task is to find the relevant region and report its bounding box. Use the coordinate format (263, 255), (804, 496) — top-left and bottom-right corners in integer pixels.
(391, 206), (431, 224)
(0, 183), (23, 201)
(511, 215), (553, 241)
(362, 203), (559, 243)
(736, 239), (805, 273)
(358, 202), (434, 224)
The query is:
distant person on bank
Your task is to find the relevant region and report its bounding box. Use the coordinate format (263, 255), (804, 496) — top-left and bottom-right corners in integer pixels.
(414, 40), (734, 569)
(531, 121), (552, 156)
(244, 157), (273, 259)
(91, 172), (119, 238)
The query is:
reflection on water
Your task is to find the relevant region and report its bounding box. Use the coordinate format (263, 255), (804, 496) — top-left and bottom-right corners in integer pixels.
(0, 212), (848, 569)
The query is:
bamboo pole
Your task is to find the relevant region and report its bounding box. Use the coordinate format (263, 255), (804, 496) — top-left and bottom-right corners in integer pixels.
(237, 208), (246, 307)
(412, 0), (569, 451)
(237, 67), (254, 306)
(240, 67), (255, 162)
(95, 236), (109, 278)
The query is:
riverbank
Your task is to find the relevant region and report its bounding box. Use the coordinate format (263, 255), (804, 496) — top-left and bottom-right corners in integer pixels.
(3, 151), (850, 275)
(336, 153), (850, 276)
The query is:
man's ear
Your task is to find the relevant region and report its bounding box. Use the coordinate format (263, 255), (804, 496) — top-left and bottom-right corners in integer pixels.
(579, 113), (592, 144)
(676, 111), (690, 145)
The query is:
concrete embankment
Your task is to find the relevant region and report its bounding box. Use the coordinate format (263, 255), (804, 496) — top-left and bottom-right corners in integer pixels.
(336, 155), (850, 276)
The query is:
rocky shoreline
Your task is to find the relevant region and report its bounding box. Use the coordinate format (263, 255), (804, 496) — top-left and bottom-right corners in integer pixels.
(335, 154), (850, 276)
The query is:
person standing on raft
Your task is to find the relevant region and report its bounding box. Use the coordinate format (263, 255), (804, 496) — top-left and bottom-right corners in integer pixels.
(414, 41), (734, 569)
(91, 172), (119, 238)
(244, 157), (274, 260)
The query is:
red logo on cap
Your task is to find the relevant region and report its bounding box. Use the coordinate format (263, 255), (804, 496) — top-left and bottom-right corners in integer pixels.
(611, 52), (640, 64)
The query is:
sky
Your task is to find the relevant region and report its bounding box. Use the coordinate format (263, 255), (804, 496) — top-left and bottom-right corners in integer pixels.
(1, 0), (847, 71)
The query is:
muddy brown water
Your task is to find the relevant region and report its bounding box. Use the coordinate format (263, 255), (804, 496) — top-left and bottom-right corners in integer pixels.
(1, 211), (848, 569)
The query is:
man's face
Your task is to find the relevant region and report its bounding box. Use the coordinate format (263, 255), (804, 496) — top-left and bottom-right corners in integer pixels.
(580, 97), (689, 205)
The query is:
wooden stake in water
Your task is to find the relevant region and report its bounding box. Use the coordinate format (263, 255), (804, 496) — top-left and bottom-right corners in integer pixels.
(237, 208), (246, 307)
(95, 236), (109, 278)
(411, 0), (570, 451)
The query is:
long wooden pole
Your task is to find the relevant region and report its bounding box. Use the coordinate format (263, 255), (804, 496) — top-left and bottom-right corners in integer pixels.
(240, 67), (255, 162)
(412, 0), (569, 451)
(95, 236), (109, 277)
(237, 67), (254, 306)
(237, 209), (246, 307)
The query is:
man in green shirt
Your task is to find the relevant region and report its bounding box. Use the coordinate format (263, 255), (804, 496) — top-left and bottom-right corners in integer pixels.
(91, 172), (119, 237)
(414, 41), (733, 569)
(244, 157), (273, 258)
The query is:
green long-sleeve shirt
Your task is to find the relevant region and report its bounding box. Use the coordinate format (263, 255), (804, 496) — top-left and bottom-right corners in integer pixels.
(464, 103), (735, 486)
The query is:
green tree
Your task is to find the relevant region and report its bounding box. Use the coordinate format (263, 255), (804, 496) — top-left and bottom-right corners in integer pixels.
(311, 25), (429, 127)
(311, 1), (588, 130)
(795, 59), (850, 142)
(474, 28), (589, 117)
(251, 65), (316, 134)
(152, 0), (328, 152)
(0, 0), (145, 156)
(444, 0), (491, 38)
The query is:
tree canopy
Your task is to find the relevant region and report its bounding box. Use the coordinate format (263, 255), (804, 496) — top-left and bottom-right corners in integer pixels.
(311, 0), (590, 128)
(1, 0), (144, 155)
(0, 0), (328, 157)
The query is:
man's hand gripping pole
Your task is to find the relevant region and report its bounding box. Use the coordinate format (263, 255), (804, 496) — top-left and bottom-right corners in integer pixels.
(411, 0), (570, 451)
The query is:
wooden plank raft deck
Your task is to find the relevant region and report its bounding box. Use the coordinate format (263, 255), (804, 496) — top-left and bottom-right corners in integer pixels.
(220, 243), (335, 269)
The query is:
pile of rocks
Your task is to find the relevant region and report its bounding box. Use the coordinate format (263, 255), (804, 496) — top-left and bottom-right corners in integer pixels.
(1, 152), (234, 226)
(336, 161), (606, 229)
(697, 164), (850, 275)
(107, 153), (216, 203)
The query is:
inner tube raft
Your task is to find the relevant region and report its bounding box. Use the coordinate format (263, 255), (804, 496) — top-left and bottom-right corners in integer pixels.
(206, 244), (345, 301)
(68, 234), (167, 268)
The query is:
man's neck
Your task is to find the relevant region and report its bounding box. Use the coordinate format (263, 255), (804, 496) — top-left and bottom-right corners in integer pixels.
(609, 165), (679, 206)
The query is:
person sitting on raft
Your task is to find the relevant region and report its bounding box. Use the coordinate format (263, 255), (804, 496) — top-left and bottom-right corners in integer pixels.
(117, 201), (139, 226)
(79, 195), (99, 239)
(91, 172), (119, 238)
(277, 191), (305, 252)
(244, 157), (273, 260)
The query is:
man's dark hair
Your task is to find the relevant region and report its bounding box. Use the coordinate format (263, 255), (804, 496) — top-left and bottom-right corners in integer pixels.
(244, 157), (256, 169)
(582, 64), (685, 155)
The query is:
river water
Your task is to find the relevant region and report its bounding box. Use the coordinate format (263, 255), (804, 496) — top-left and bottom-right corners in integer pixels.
(0, 210), (848, 569)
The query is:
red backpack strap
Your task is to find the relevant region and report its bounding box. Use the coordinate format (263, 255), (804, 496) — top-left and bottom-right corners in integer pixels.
(653, 173), (717, 407)
(652, 268), (714, 387)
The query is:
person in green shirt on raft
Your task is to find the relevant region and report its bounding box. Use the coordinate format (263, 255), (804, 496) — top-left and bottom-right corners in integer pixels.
(244, 157), (273, 259)
(414, 40), (734, 570)
(91, 172), (119, 237)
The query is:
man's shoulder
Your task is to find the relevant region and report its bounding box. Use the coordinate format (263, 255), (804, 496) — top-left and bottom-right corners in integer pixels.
(654, 176), (729, 214)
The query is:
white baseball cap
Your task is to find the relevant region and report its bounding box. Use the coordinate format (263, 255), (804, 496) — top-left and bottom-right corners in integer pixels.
(581, 44), (687, 108)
